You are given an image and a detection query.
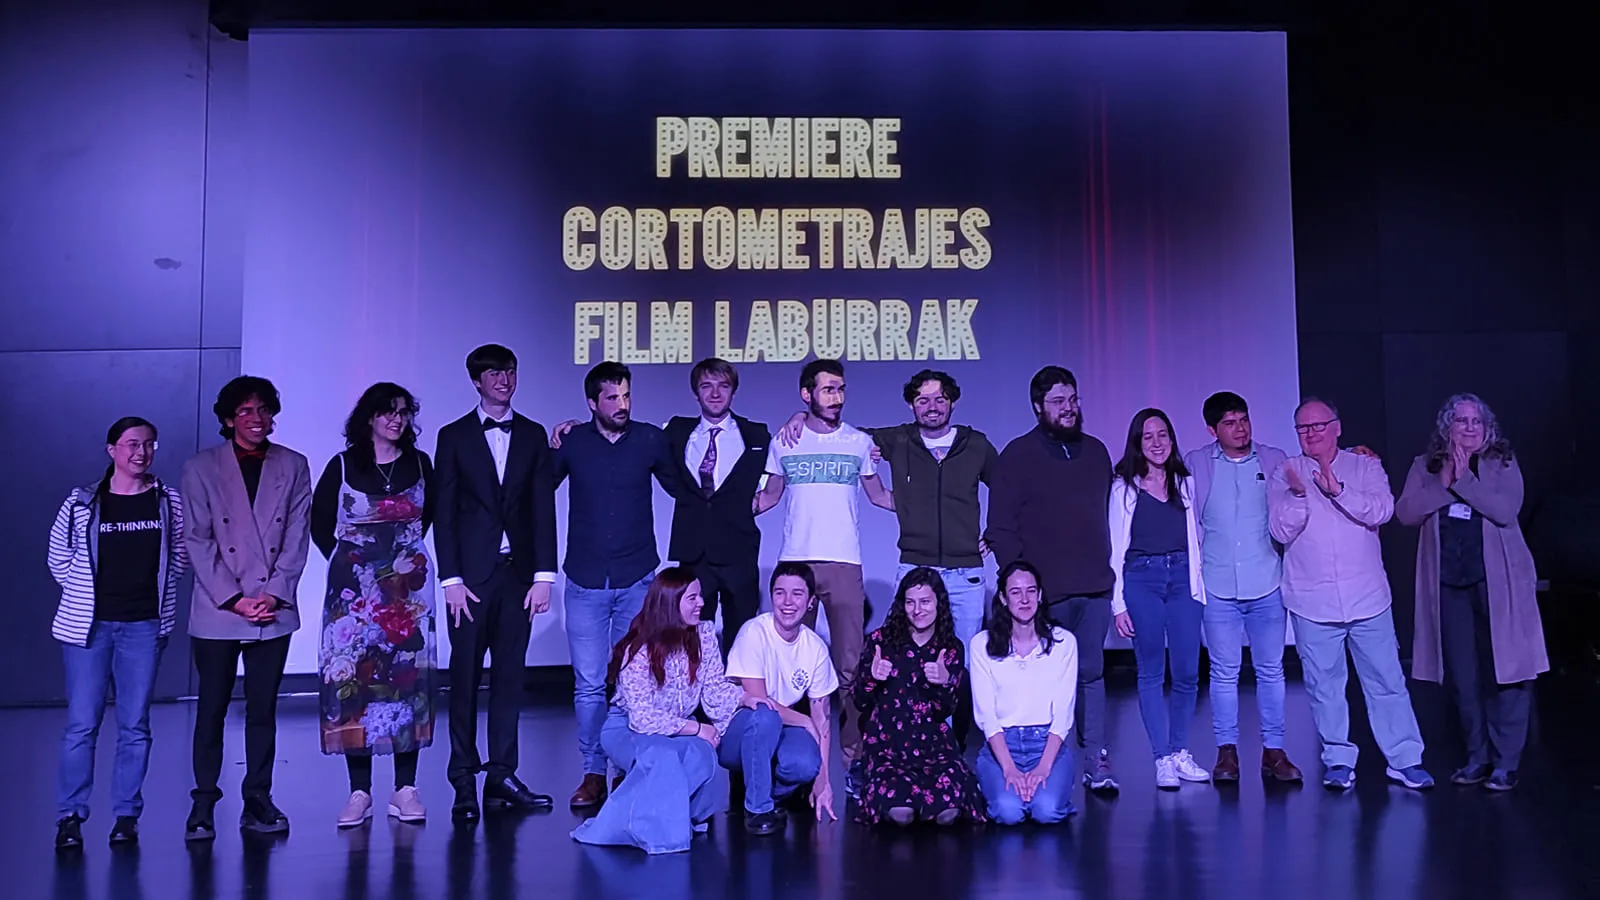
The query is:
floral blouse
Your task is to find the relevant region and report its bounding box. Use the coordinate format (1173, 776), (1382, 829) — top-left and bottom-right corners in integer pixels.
(616, 621), (743, 736)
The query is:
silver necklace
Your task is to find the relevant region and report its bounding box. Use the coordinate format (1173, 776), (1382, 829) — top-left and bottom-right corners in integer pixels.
(376, 454), (400, 493)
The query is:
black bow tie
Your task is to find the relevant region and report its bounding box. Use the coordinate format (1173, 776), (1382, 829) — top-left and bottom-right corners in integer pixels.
(482, 418), (512, 433)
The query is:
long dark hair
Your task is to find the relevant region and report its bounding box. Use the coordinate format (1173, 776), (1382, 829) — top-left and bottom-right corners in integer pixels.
(986, 561), (1056, 660)
(608, 568), (702, 689)
(880, 567), (960, 657)
(1424, 392), (1514, 474)
(1114, 407), (1189, 507)
(101, 416), (158, 491)
(343, 382), (420, 468)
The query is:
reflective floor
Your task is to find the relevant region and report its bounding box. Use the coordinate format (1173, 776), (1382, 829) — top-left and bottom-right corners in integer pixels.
(12, 673), (1598, 899)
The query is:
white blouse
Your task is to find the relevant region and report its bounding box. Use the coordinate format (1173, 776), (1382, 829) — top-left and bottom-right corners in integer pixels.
(968, 627), (1080, 740)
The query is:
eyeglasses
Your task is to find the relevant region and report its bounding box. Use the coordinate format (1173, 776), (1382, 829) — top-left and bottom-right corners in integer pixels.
(376, 409), (416, 421)
(116, 441), (159, 452)
(1294, 419), (1338, 435)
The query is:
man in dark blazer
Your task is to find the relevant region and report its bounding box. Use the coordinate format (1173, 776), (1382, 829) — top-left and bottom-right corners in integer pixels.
(664, 358), (772, 654)
(433, 344), (558, 824)
(181, 375), (313, 841)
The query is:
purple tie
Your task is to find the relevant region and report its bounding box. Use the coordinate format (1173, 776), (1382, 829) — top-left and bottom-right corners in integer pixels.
(698, 427), (721, 495)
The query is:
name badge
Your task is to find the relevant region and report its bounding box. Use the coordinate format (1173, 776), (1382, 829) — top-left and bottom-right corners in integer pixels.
(1447, 502), (1473, 520)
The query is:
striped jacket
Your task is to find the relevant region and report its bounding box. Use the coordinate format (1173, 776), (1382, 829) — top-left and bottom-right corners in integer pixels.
(46, 478), (189, 646)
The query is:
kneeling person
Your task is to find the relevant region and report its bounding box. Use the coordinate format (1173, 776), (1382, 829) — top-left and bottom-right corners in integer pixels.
(722, 562), (838, 835)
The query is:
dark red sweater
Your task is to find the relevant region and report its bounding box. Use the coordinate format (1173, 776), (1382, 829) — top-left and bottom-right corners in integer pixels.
(986, 426), (1115, 600)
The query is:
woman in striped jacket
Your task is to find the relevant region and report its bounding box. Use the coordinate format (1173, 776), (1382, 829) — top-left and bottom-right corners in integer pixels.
(46, 417), (188, 851)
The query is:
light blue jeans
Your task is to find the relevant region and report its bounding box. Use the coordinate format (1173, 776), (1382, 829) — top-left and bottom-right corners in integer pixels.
(1292, 607), (1425, 770)
(976, 725), (1077, 825)
(895, 564), (987, 649)
(566, 574), (653, 774)
(571, 708), (720, 854)
(58, 619), (166, 820)
(1204, 589), (1288, 748)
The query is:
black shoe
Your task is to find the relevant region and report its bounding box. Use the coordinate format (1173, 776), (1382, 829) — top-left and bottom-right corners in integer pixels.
(451, 783), (481, 824)
(55, 815), (84, 851)
(1451, 763), (1492, 786)
(745, 811), (785, 836)
(484, 776), (554, 811)
(239, 795), (290, 834)
(108, 816), (138, 845)
(1484, 770), (1519, 792)
(184, 800), (216, 843)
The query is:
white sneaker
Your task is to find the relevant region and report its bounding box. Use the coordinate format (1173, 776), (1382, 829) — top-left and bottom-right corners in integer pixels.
(337, 791), (374, 828)
(1155, 756), (1181, 790)
(1171, 749), (1213, 783)
(387, 786), (427, 823)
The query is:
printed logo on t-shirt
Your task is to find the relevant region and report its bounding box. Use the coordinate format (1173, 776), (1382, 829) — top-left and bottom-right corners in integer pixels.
(790, 669), (811, 694)
(100, 520), (161, 533)
(780, 453), (862, 485)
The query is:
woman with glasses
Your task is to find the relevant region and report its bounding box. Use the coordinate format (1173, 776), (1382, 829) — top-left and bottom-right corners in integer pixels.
(311, 383), (439, 826)
(48, 418), (188, 850)
(1396, 393), (1547, 791)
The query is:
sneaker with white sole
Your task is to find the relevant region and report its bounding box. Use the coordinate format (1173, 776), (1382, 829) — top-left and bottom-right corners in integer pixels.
(387, 786), (427, 823)
(1170, 749), (1212, 783)
(1083, 750), (1121, 793)
(1155, 755), (1181, 790)
(337, 791), (374, 828)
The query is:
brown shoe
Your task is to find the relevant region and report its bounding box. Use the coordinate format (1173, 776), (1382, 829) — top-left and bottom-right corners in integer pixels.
(569, 774), (607, 808)
(1261, 748), (1304, 783)
(1213, 744), (1241, 783)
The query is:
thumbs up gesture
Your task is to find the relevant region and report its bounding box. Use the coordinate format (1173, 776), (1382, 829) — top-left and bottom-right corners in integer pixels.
(923, 649), (952, 686)
(869, 644), (893, 681)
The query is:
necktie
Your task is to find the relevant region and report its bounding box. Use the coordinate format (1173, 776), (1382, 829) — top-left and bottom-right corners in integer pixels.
(698, 426), (721, 495)
(482, 418), (512, 433)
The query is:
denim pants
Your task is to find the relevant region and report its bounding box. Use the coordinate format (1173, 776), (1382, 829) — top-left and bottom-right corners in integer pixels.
(1122, 552), (1203, 758)
(975, 725), (1076, 824)
(1203, 588), (1288, 749)
(566, 574), (653, 774)
(895, 564), (987, 649)
(58, 620), (166, 820)
(572, 708), (721, 854)
(1292, 607), (1426, 770)
(601, 709), (719, 825)
(717, 707), (822, 815)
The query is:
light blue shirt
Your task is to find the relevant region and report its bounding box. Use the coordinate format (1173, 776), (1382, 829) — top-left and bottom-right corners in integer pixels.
(1200, 445), (1281, 601)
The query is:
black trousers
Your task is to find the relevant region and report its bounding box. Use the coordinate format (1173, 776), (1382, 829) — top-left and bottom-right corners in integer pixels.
(1440, 581), (1533, 771)
(347, 750), (420, 792)
(446, 558), (532, 787)
(191, 634), (292, 801)
(690, 556), (761, 655)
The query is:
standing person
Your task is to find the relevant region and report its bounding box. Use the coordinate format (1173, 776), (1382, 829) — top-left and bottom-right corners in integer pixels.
(434, 344), (558, 824)
(1184, 392), (1303, 783)
(1268, 397), (1433, 791)
(1109, 409), (1209, 789)
(553, 361), (680, 809)
(1396, 393), (1547, 791)
(49, 418), (188, 850)
(181, 376), (314, 839)
(986, 366), (1119, 793)
(754, 358), (894, 798)
(311, 383), (439, 827)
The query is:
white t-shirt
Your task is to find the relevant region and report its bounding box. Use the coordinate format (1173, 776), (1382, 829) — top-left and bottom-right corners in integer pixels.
(766, 422), (875, 564)
(920, 428), (957, 461)
(725, 613), (839, 708)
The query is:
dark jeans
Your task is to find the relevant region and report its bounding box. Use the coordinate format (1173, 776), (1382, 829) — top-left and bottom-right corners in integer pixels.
(1123, 552), (1203, 758)
(1047, 590), (1112, 764)
(1441, 581), (1533, 771)
(446, 557), (533, 787)
(690, 557), (761, 656)
(717, 708), (822, 815)
(347, 750), (420, 792)
(191, 634), (292, 801)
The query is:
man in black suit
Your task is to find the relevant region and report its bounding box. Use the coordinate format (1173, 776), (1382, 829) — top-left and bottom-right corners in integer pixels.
(433, 343), (558, 823)
(663, 358), (772, 654)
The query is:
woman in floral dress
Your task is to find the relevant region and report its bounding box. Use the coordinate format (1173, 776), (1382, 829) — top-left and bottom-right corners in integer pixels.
(311, 383), (438, 827)
(853, 567), (986, 826)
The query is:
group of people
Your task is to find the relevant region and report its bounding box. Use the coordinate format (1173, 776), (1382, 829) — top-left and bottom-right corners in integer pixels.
(46, 344), (1549, 854)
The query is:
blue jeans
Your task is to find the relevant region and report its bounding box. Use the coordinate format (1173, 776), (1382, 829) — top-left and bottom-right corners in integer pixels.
(1203, 589), (1288, 748)
(717, 707), (822, 815)
(895, 564), (986, 649)
(566, 574), (653, 774)
(1123, 552), (1203, 758)
(601, 709), (720, 825)
(976, 725), (1076, 824)
(57, 620), (166, 820)
(1292, 607), (1425, 770)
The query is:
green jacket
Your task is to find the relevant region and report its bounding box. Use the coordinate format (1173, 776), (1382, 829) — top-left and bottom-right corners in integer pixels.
(868, 424), (999, 569)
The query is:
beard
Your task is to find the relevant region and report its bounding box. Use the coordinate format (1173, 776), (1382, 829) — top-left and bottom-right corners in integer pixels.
(810, 400), (842, 423)
(1039, 411), (1083, 442)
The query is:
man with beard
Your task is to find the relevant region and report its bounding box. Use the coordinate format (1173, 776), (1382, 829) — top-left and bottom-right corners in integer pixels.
(552, 360), (680, 808)
(987, 366), (1120, 794)
(755, 358), (893, 795)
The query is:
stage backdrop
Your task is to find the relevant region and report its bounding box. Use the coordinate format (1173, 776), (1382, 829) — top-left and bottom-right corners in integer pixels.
(243, 29), (1298, 673)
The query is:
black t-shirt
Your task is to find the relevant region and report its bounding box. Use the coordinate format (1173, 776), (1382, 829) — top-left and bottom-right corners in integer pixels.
(94, 489), (163, 621)
(1439, 501), (1486, 588)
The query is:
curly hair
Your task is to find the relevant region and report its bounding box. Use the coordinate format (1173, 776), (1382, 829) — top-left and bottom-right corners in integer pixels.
(1424, 392), (1513, 473)
(342, 382), (420, 469)
(878, 567), (960, 657)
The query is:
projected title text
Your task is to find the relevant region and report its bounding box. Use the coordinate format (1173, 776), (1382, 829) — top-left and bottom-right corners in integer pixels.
(563, 116), (990, 365)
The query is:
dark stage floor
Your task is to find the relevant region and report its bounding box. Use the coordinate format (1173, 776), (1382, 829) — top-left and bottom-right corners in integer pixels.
(11, 675), (1598, 900)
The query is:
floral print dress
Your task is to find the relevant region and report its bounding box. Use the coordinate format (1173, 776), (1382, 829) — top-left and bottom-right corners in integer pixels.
(318, 465), (437, 755)
(852, 628), (986, 824)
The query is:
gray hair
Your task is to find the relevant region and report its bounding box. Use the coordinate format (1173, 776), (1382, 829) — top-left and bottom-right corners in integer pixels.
(1425, 392), (1512, 462)
(1294, 396), (1340, 420)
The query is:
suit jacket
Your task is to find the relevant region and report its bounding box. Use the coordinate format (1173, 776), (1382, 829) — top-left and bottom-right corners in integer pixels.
(434, 410), (558, 587)
(181, 442), (313, 641)
(664, 414), (770, 569)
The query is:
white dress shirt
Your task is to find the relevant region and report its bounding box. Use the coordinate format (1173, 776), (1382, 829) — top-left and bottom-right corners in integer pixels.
(683, 415), (743, 492)
(968, 627), (1080, 739)
(439, 407), (554, 588)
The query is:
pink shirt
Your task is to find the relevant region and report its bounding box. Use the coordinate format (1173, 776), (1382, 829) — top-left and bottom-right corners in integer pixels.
(1267, 451), (1395, 624)
(615, 622), (744, 736)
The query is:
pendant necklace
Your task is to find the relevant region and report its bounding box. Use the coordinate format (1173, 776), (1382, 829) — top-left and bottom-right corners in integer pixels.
(377, 456), (400, 493)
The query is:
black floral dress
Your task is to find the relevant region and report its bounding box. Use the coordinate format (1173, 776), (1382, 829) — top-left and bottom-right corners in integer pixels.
(852, 628), (986, 825)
